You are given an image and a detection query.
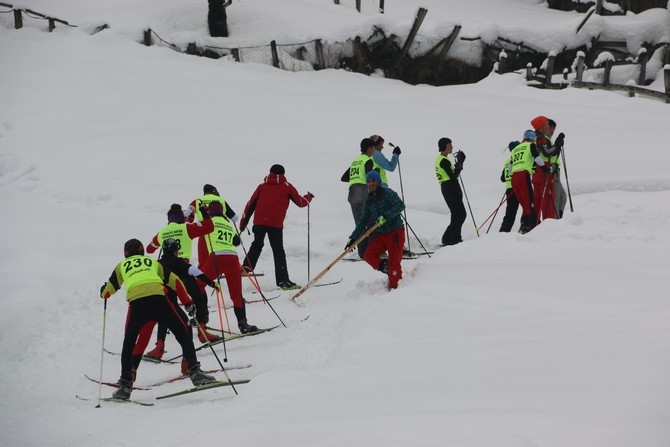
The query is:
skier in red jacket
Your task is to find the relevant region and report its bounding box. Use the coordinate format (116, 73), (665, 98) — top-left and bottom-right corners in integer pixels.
(239, 164), (314, 290)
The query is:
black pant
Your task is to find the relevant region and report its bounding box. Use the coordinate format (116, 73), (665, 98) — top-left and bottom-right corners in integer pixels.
(499, 188), (520, 233)
(242, 225), (291, 285)
(440, 180), (467, 245)
(121, 295), (197, 381)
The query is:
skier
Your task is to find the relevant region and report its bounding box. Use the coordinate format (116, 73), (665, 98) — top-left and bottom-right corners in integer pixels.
(341, 138), (376, 258)
(185, 184), (240, 268)
(530, 115), (560, 222)
(435, 137), (467, 246)
(370, 134), (401, 188)
(499, 140), (521, 233)
(144, 203), (221, 348)
(99, 239), (215, 400)
(509, 130), (548, 234)
(345, 170), (406, 289)
(239, 164), (314, 290)
(199, 201), (258, 334)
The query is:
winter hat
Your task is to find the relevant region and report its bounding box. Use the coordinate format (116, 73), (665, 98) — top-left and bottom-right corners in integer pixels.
(269, 164), (285, 175)
(167, 203), (185, 223)
(366, 170), (382, 183)
(123, 238), (144, 258)
(208, 201), (224, 217)
(370, 134), (384, 144)
(523, 130), (537, 141)
(530, 116), (548, 131)
(360, 138), (375, 153)
(438, 137), (452, 152)
(508, 141), (520, 151)
(203, 184), (218, 195)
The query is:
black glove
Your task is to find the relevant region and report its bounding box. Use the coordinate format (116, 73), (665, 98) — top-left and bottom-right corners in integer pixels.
(540, 165), (551, 173)
(100, 283), (106, 295)
(233, 234), (241, 246)
(199, 205), (209, 219)
(185, 302), (196, 317)
(455, 151), (466, 164)
(307, 191), (315, 199)
(455, 162), (463, 171)
(392, 146), (401, 156)
(550, 164), (558, 174)
(344, 238), (353, 252)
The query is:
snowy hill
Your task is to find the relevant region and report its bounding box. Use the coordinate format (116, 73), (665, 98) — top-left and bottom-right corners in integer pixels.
(1, 1), (670, 446)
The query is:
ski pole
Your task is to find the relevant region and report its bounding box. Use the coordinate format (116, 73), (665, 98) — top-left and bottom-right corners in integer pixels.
(477, 191), (511, 233)
(206, 233), (229, 361)
(192, 314), (238, 395)
(234, 222), (286, 328)
(96, 298), (108, 408)
(561, 146), (574, 212)
(307, 197), (311, 282)
(459, 175), (479, 237)
(389, 143), (411, 254)
(291, 223), (379, 305)
(401, 217), (431, 258)
(485, 191), (507, 234)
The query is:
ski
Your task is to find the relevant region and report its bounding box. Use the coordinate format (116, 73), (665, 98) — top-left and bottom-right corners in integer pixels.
(84, 374), (151, 390)
(403, 251), (434, 259)
(251, 278), (343, 294)
(219, 272), (264, 279)
(220, 292), (281, 308)
(75, 394), (154, 406)
(155, 379), (250, 400)
(165, 326), (281, 361)
(145, 365), (251, 387)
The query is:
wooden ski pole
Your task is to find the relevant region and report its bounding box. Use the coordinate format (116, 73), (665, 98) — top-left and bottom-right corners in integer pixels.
(291, 223), (379, 305)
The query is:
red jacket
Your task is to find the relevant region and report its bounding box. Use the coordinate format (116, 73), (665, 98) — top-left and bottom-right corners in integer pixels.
(240, 173), (311, 230)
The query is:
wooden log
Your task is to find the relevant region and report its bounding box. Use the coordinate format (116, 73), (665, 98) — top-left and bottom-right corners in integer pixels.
(603, 59), (613, 86)
(399, 7), (428, 61)
(497, 51), (507, 74)
(13, 9), (22, 29)
(315, 39), (325, 69)
(353, 36), (371, 73)
(637, 49), (648, 85)
(438, 25), (462, 64)
(270, 40), (280, 68)
(575, 53), (585, 82)
(545, 53), (556, 87)
(595, 0), (603, 15)
(143, 29), (152, 46)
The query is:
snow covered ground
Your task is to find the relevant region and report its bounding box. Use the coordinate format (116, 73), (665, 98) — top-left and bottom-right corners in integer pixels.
(1, 1), (670, 446)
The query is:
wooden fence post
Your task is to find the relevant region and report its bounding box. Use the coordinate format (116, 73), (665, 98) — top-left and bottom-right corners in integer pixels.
(526, 63), (533, 81)
(13, 9), (23, 29)
(315, 39), (325, 69)
(355, 0), (361, 12)
(664, 66), (670, 102)
(603, 59), (613, 86)
(637, 48), (648, 85)
(48, 18), (56, 32)
(231, 48), (240, 62)
(575, 52), (585, 82)
(595, 0), (603, 15)
(379, 0), (385, 13)
(270, 40), (280, 68)
(545, 53), (556, 87)
(143, 29), (152, 46)
(497, 51), (507, 74)
(438, 25), (461, 67)
(334, 0), (339, 4)
(399, 7), (428, 61)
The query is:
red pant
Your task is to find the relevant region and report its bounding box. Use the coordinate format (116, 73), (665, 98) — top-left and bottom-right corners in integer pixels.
(511, 171), (533, 223)
(363, 228), (405, 289)
(532, 168), (555, 221)
(199, 253), (244, 308)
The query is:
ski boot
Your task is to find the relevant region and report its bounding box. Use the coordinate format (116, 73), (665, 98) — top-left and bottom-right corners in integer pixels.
(188, 362), (216, 386)
(112, 378), (133, 400)
(197, 323), (221, 344)
(145, 339), (165, 359)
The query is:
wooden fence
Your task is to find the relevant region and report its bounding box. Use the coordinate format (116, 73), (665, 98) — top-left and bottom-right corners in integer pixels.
(0, 2), (75, 31)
